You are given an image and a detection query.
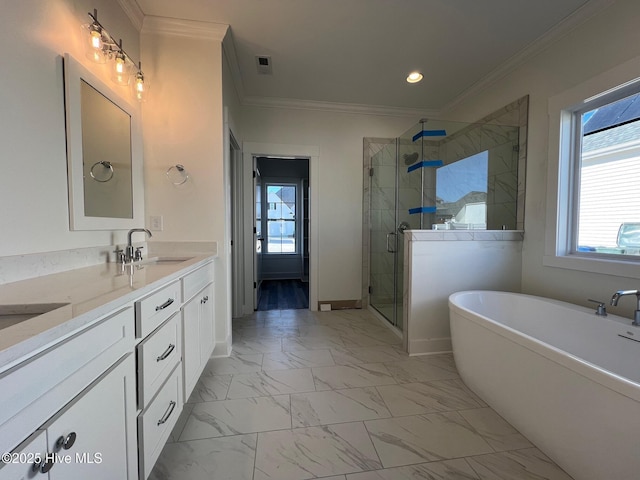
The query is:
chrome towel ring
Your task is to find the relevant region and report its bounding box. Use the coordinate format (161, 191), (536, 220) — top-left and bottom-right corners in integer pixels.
(166, 164), (189, 185)
(90, 161), (114, 182)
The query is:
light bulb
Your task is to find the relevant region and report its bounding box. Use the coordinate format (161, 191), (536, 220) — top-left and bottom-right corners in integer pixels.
(111, 51), (130, 86)
(82, 22), (106, 64)
(115, 56), (125, 74)
(406, 71), (423, 83)
(90, 30), (101, 49)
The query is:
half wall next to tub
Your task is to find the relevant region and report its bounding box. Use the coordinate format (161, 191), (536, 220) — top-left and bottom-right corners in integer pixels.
(403, 230), (522, 354)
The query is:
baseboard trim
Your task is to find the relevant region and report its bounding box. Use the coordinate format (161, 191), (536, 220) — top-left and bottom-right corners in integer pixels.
(408, 337), (452, 356)
(317, 299), (362, 310)
(212, 335), (232, 358)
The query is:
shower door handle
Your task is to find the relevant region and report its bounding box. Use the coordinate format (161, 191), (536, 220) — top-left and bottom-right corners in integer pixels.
(386, 232), (397, 253)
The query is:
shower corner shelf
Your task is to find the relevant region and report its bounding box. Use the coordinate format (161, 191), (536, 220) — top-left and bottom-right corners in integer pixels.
(412, 129), (447, 142)
(407, 160), (443, 173)
(409, 206), (437, 215)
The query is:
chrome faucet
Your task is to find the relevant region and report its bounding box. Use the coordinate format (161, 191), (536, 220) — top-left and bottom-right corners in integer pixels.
(610, 289), (640, 326)
(126, 228), (152, 263)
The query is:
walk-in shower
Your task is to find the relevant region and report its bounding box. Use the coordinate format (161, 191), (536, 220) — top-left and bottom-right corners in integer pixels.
(364, 98), (528, 330)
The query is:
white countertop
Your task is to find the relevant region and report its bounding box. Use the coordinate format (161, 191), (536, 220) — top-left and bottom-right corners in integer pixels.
(407, 230), (524, 241)
(0, 253), (216, 371)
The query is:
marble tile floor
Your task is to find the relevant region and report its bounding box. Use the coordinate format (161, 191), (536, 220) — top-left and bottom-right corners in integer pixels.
(150, 308), (574, 480)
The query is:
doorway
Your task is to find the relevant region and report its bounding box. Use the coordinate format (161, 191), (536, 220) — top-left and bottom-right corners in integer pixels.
(254, 157), (310, 311)
(241, 142), (319, 313)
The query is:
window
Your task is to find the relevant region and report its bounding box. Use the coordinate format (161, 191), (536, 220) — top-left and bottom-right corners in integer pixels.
(266, 184), (296, 253)
(436, 151), (488, 229)
(546, 67), (640, 276)
(569, 91), (640, 258)
(576, 94), (640, 256)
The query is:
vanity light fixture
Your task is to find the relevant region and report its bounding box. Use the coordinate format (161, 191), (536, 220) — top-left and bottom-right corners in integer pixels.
(406, 71), (423, 84)
(132, 63), (148, 102)
(82, 9), (148, 99)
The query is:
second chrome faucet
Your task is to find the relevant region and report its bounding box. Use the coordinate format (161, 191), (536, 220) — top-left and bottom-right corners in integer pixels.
(610, 289), (640, 326)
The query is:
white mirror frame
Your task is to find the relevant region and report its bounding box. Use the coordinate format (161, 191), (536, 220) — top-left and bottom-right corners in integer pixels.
(63, 53), (144, 230)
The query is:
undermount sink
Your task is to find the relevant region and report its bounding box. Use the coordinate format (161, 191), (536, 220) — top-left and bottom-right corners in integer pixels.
(124, 256), (194, 266)
(0, 303), (70, 330)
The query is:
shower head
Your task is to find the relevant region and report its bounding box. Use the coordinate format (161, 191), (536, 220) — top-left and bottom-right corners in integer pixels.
(403, 152), (419, 165)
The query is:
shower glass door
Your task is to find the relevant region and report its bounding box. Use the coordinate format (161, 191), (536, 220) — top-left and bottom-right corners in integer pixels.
(370, 141), (397, 325)
(369, 124), (422, 330)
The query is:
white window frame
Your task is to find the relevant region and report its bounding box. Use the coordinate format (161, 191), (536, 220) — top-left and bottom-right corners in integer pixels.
(544, 56), (640, 279)
(263, 182), (299, 255)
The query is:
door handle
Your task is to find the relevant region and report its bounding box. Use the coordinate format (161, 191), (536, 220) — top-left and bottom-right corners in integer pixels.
(386, 232), (397, 253)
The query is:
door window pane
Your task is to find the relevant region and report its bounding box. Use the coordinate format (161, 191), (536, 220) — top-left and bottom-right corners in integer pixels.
(267, 185), (296, 253)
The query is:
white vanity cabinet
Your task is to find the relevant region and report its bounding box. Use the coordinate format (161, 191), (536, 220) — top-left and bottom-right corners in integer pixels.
(39, 354), (137, 480)
(181, 262), (215, 400)
(0, 355), (136, 480)
(0, 308), (137, 480)
(0, 256), (218, 480)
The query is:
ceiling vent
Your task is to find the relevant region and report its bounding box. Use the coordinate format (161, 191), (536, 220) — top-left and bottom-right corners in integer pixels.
(256, 55), (272, 75)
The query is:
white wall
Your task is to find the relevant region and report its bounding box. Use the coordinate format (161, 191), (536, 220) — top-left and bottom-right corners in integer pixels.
(141, 33), (224, 243)
(0, 0), (141, 258)
(141, 24), (231, 352)
(240, 106), (416, 303)
(405, 233), (522, 355)
(442, 0), (640, 319)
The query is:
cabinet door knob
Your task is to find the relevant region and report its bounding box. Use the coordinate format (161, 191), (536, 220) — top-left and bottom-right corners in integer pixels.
(155, 298), (175, 311)
(156, 344), (176, 362)
(56, 432), (77, 451)
(33, 457), (54, 474)
(201, 296), (209, 304)
(157, 400), (177, 426)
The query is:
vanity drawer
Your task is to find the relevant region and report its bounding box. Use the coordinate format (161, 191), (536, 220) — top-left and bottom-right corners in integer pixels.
(137, 312), (181, 408)
(135, 280), (181, 338)
(138, 365), (182, 480)
(182, 262), (214, 302)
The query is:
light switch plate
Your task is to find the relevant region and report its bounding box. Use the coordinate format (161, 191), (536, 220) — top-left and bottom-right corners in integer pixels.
(150, 215), (163, 231)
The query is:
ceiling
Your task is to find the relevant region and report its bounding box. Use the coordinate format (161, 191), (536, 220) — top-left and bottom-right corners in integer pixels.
(131, 0), (602, 114)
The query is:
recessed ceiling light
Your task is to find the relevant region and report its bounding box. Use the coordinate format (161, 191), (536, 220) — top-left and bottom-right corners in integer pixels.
(406, 72), (423, 83)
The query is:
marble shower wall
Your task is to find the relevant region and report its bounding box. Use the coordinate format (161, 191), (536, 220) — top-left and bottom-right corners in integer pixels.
(438, 96), (528, 229)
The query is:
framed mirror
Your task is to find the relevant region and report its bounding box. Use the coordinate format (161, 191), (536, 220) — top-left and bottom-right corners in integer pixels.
(63, 53), (143, 230)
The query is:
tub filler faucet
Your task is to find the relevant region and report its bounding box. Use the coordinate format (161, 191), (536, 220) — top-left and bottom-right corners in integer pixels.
(610, 289), (640, 326)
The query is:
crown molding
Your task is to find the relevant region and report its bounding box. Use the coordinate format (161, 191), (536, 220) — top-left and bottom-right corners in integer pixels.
(441, 0), (617, 115)
(242, 95), (438, 118)
(142, 15), (229, 41)
(116, 0), (144, 31)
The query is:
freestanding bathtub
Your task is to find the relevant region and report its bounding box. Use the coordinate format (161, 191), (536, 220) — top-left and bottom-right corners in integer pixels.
(449, 290), (640, 480)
